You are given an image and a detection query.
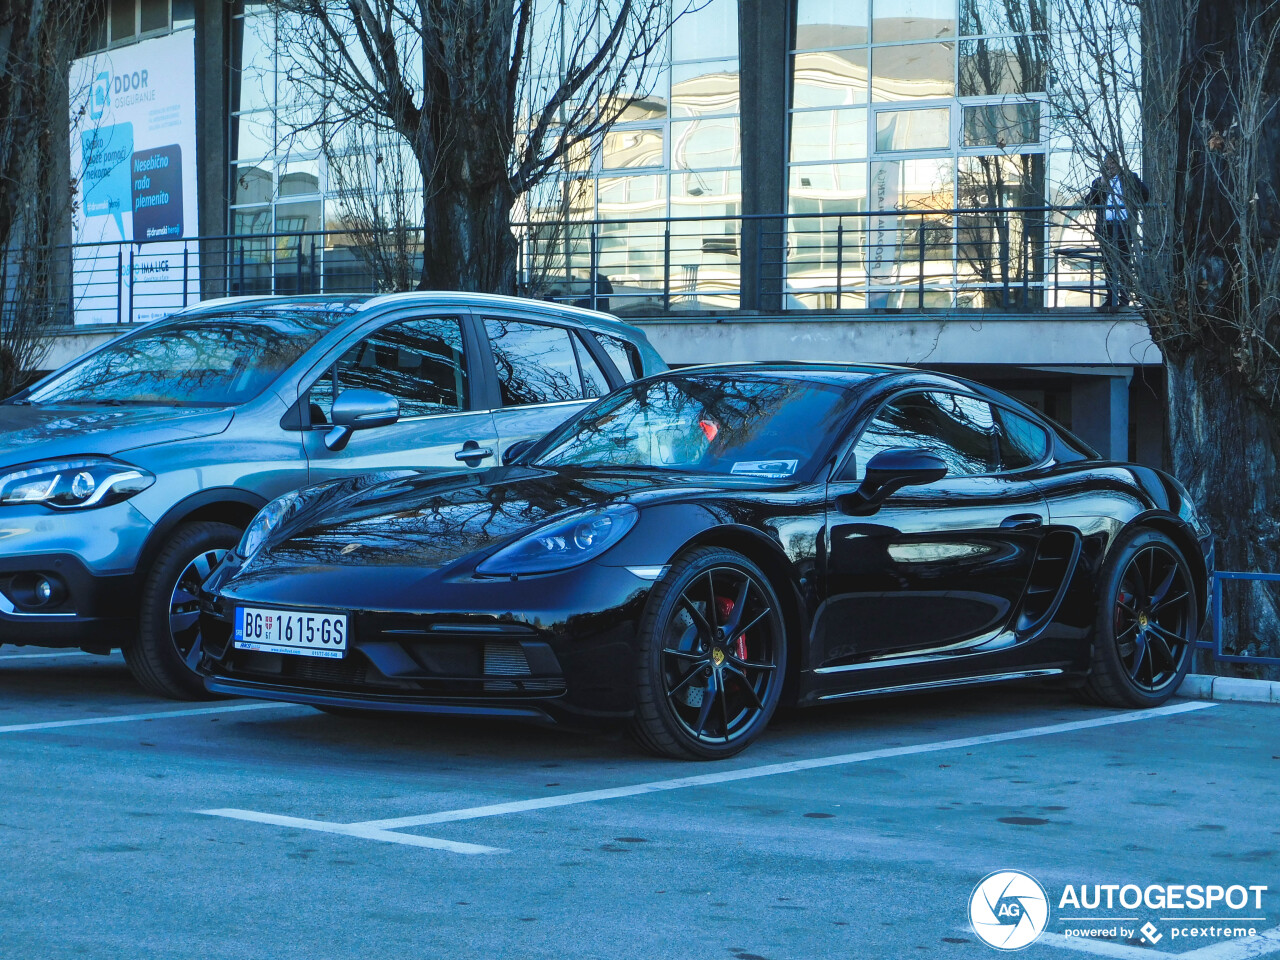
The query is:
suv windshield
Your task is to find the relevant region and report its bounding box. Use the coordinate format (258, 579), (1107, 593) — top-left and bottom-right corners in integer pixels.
(25, 307), (349, 406)
(534, 374), (852, 480)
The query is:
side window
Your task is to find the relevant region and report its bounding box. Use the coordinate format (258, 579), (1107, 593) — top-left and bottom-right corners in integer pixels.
(573, 333), (610, 398)
(595, 333), (644, 380)
(484, 318), (584, 406)
(308, 316), (467, 424)
(994, 407), (1051, 470)
(851, 391), (999, 478)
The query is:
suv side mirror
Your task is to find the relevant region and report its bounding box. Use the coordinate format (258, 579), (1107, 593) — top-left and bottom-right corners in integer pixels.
(325, 388), (400, 452)
(837, 447), (947, 515)
(502, 437), (539, 465)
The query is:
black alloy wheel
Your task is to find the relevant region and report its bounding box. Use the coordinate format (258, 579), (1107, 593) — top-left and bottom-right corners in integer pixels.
(631, 546), (786, 760)
(125, 521), (241, 700)
(1079, 527), (1197, 707)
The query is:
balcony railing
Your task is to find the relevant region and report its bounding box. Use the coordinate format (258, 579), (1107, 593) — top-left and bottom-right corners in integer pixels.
(48, 205), (1119, 327)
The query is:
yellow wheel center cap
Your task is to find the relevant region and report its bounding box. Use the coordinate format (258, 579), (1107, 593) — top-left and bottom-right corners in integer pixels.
(1138, 612), (1149, 628)
(711, 647), (725, 666)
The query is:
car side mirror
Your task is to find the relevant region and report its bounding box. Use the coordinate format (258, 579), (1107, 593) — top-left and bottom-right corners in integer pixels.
(324, 388), (400, 452)
(837, 447), (948, 515)
(502, 437), (539, 465)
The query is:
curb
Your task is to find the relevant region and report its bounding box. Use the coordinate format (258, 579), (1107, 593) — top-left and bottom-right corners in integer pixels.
(1178, 673), (1280, 703)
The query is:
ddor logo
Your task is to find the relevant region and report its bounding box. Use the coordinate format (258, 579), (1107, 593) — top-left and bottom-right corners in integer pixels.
(970, 870), (1050, 951)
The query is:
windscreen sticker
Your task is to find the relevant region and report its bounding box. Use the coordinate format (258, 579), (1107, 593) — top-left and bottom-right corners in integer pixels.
(731, 459), (800, 478)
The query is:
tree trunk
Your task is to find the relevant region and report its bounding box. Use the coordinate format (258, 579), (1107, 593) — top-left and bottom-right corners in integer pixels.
(420, 173), (519, 294)
(1165, 346), (1280, 666)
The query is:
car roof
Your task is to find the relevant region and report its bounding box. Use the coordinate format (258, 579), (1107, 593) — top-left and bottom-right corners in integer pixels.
(176, 292), (647, 339)
(660, 360), (913, 387)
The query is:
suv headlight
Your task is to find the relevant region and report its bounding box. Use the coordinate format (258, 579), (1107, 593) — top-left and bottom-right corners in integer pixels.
(0, 458), (154, 510)
(476, 504), (638, 576)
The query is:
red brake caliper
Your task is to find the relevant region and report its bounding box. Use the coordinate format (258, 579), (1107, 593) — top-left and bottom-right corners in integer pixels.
(715, 596), (749, 660)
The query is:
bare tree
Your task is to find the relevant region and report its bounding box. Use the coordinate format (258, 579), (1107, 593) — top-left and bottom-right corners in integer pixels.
(0, 0), (96, 396)
(268, 0), (684, 294)
(1048, 0), (1280, 664)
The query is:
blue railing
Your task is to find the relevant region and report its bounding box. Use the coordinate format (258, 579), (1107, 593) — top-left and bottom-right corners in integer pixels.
(1208, 571), (1280, 667)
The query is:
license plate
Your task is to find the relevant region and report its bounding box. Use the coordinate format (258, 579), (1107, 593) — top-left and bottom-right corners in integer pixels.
(234, 607), (348, 659)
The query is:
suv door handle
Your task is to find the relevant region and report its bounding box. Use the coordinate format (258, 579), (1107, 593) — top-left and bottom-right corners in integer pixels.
(1000, 514), (1043, 530)
(454, 445), (494, 462)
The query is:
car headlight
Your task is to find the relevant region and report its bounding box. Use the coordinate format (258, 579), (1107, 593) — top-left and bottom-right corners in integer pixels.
(237, 490), (305, 562)
(476, 504), (638, 576)
(0, 458), (155, 510)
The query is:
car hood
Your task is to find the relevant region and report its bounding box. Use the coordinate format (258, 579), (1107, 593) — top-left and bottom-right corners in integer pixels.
(228, 466), (745, 595)
(0, 404), (234, 464)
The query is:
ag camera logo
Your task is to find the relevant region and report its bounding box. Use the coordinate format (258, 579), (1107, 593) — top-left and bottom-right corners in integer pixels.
(970, 870), (1050, 950)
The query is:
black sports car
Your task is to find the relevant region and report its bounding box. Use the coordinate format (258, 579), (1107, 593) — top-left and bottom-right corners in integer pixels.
(197, 364), (1213, 760)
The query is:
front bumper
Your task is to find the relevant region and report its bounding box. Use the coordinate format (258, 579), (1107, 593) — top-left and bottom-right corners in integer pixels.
(197, 561), (654, 719)
(0, 500), (152, 647)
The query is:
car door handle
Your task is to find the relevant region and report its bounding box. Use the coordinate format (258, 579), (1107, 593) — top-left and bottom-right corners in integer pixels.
(1000, 514), (1043, 530)
(454, 445), (494, 462)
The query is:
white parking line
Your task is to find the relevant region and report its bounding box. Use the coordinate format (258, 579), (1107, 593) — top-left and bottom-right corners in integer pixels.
(0, 650), (118, 661)
(199, 700), (1216, 853)
(0, 701), (304, 734)
(207, 809), (506, 855)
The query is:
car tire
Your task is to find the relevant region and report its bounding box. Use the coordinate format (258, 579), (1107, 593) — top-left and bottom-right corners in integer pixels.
(629, 546), (787, 760)
(1079, 527), (1198, 708)
(124, 521), (241, 700)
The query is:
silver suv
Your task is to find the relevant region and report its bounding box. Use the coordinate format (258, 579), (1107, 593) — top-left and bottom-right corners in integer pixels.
(0, 292), (664, 698)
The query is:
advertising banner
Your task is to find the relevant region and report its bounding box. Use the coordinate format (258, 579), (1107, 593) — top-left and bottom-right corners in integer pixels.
(69, 31), (199, 325)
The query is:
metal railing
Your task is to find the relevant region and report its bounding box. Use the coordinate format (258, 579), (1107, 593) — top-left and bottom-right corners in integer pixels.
(1205, 571), (1280, 667)
(48, 204), (1117, 326)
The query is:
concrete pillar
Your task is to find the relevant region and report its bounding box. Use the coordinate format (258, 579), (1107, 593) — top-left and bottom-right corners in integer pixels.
(1072, 374), (1131, 461)
(195, 0), (230, 298)
(738, 0), (789, 312)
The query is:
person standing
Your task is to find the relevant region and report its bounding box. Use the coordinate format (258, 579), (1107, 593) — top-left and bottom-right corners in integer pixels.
(1085, 152), (1149, 310)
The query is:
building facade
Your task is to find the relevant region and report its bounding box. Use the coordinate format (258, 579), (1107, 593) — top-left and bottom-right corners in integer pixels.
(55, 0), (1159, 465)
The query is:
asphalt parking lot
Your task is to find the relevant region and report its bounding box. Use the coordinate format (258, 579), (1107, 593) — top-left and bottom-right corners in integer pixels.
(2, 647), (1278, 960)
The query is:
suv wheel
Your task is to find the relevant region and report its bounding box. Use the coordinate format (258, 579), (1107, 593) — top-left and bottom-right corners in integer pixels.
(124, 521), (240, 700)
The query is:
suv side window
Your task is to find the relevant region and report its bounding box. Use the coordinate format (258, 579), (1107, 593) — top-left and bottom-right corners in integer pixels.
(308, 316), (467, 424)
(484, 318), (587, 406)
(851, 391), (999, 478)
(595, 333), (644, 380)
(994, 406), (1051, 469)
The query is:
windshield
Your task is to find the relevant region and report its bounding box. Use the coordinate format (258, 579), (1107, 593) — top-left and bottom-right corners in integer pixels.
(25, 307), (350, 406)
(533, 374), (852, 480)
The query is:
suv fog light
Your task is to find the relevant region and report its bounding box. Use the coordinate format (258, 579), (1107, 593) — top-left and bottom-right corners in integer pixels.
(34, 577), (52, 604)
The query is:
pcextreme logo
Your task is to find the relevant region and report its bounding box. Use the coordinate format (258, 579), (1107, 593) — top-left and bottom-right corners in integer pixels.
(969, 870), (1050, 950)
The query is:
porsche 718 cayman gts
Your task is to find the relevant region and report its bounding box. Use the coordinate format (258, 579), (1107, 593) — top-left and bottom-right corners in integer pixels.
(197, 364), (1213, 759)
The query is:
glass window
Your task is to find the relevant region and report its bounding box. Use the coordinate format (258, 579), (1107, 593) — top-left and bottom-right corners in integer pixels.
(869, 156), (955, 209)
(853, 391), (998, 477)
(602, 127), (664, 170)
(959, 36), (1047, 95)
(960, 0), (1047, 36)
(535, 375), (851, 479)
(962, 103), (1040, 147)
(876, 107), (951, 152)
(792, 49), (869, 109)
(871, 42), (956, 101)
(309, 317), (468, 422)
(671, 60), (739, 117)
(595, 333), (644, 379)
(789, 162), (869, 211)
(140, 0), (170, 32)
(790, 109), (868, 163)
(795, 0), (869, 48)
(110, 0), (136, 41)
(672, 0), (737, 60)
(485, 319), (585, 406)
(29, 309), (344, 407)
(874, 0), (957, 42)
(573, 334), (611, 398)
(671, 118), (740, 170)
(995, 407), (1050, 469)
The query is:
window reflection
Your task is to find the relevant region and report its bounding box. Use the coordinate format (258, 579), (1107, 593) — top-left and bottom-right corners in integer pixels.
(671, 60), (739, 117)
(871, 42), (957, 100)
(792, 49), (868, 109)
(958, 35), (1047, 95)
(853, 391), (998, 478)
(876, 107), (951, 152)
(484, 319), (586, 407)
(959, 0), (1047, 36)
(873, 0), (957, 42)
(790, 109), (868, 163)
(602, 128), (664, 170)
